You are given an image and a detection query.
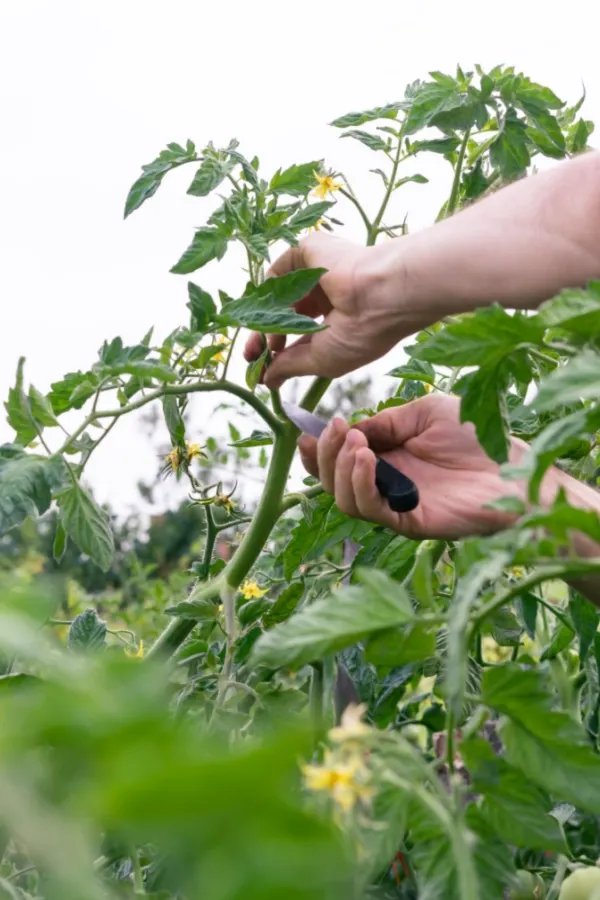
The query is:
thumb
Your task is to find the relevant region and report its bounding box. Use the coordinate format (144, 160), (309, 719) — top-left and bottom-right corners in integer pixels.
(263, 337), (316, 388)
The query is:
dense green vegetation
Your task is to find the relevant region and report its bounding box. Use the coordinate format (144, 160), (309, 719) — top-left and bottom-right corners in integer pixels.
(2, 64), (600, 898)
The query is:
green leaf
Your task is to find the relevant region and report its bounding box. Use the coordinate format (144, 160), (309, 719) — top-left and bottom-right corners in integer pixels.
(538, 284), (600, 334)
(269, 161), (322, 196)
(252, 569), (415, 670)
(330, 103), (405, 128)
(569, 590), (599, 661)
(540, 620), (575, 660)
(534, 349), (600, 411)
(187, 283), (217, 330)
(162, 396), (186, 446)
(387, 358), (435, 384)
(4, 358), (36, 445)
(124, 141), (197, 217)
(0, 455), (53, 535)
(48, 372), (98, 415)
(28, 386), (58, 427)
(404, 81), (464, 135)
(482, 664), (600, 813)
(515, 77), (564, 112)
(187, 156), (234, 196)
(57, 482), (115, 572)
(53, 519), (68, 563)
(514, 591), (538, 639)
(458, 364), (511, 464)
(409, 136), (461, 154)
(288, 202), (333, 231)
(395, 173), (429, 188)
(263, 583), (304, 629)
(67, 609), (107, 652)
(569, 118), (591, 152)
(408, 306), (544, 367)
(461, 737), (567, 853)
(525, 110), (566, 159)
(489, 110), (530, 178)
(364, 622), (436, 666)
(229, 429), (273, 448)
(192, 343), (229, 369)
(446, 550), (511, 716)
(218, 268), (328, 335)
(170, 228), (228, 275)
(99, 360), (177, 383)
(340, 129), (388, 151)
(245, 349), (268, 391)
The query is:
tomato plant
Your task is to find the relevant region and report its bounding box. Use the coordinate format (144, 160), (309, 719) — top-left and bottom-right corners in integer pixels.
(1, 64), (600, 899)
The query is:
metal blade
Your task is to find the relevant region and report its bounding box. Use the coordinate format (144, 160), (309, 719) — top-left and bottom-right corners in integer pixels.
(282, 401), (328, 438)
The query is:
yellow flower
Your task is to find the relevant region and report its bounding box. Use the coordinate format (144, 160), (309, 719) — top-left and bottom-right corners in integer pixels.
(329, 703), (370, 743)
(125, 640), (144, 660)
(165, 441), (205, 472)
(302, 750), (373, 813)
(308, 218), (324, 232)
(240, 580), (268, 600)
(510, 566), (525, 578)
(424, 382), (433, 393)
(186, 442), (204, 462)
(312, 171), (343, 200)
(214, 493), (236, 515)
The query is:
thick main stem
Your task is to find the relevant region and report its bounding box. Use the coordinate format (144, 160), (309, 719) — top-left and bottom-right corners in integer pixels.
(148, 424), (300, 658)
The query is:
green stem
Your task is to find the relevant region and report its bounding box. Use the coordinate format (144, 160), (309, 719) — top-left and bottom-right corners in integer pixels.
(309, 661), (324, 736)
(279, 484), (324, 514)
(148, 426), (299, 658)
(369, 127), (406, 243)
(339, 187), (372, 237)
(445, 710), (455, 775)
(203, 504), (217, 574)
(445, 128), (471, 217)
(221, 327), (240, 381)
(131, 848), (145, 895)
(58, 378), (281, 455)
(300, 376), (331, 412)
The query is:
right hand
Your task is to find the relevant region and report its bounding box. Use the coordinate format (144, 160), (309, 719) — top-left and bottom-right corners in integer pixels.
(297, 395), (549, 541)
(243, 232), (430, 388)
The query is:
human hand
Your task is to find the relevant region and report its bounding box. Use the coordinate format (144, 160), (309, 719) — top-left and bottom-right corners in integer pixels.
(297, 394), (560, 541)
(243, 232), (432, 388)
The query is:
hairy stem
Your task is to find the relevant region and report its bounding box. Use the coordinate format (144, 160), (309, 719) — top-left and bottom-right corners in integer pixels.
(445, 128), (471, 218)
(369, 126), (406, 243)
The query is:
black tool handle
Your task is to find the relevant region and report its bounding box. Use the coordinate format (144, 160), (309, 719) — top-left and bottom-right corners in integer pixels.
(374, 457), (419, 513)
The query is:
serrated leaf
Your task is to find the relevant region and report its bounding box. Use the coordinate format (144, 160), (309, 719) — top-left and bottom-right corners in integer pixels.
(4, 358), (36, 445)
(340, 129), (388, 151)
(218, 268), (327, 335)
(404, 81), (465, 135)
(187, 282), (217, 331)
(364, 622), (436, 666)
(537, 285), (600, 333)
(28, 386), (58, 427)
(57, 482), (114, 571)
(446, 550), (511, 717)
(408, 306), (544, 368)
(0, 455), (52, 535)
(387, 359), (435, 384)
(162, 395), (185, 446)
(461, 737), (567, 853)
(229, 429), (273, 448)
(483, 664), (600, 813)
(53, 519), (68, 563)
(170, 228), (228, 275)
(489, 110), (530, 178)
(534, 349), (600, 410)
(458, 364), (511, 464)
(48, 372), (98, 415)
(330, 103), (405, 128)
(288, 201), (333, 230)
(263, 583), (304, 629)
(67, 609), (107, 652)
(124, 141), (197, 217)
(252, 569), (415, 670)
(245, 349), (268, 391)
(187, 155), (234, 196)
(569, 590), (599, 661)
(409, 136), (462, 154)
(269, 161), (322, 196)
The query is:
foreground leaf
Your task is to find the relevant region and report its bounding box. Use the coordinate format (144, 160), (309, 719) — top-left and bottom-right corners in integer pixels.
(252, 570), (415, 670)
(0, 455), (52, 535)
(57, 482), (115, 571)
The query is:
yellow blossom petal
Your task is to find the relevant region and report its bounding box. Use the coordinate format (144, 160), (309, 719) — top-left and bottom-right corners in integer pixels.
(329, 703), (370, 743)
(240, 580), (268, 600)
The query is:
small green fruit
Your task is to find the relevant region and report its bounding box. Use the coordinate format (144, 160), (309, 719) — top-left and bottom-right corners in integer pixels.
(509, 869), (544, 899)
(559, 867), (600, 900)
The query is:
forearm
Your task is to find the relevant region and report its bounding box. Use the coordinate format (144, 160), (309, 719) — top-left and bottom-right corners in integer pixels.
(376, 151), (600, 325)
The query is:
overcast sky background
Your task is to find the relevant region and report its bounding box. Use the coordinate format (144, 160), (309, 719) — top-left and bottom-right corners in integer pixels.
(0, 0), (598, 519)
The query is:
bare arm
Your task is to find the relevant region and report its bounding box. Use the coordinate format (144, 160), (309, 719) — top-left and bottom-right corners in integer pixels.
(368, 150), (600, 328)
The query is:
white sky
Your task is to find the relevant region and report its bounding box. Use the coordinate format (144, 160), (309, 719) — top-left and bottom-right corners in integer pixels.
(1, 0), (598, 518)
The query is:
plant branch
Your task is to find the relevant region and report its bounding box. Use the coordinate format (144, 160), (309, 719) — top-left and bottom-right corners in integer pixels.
(279, 483), (324, 514)
(370, 125), (406, 243)
(58, 378), (281, 455)
(446, 128), (471, 217)
(339, 187), (372, 236)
